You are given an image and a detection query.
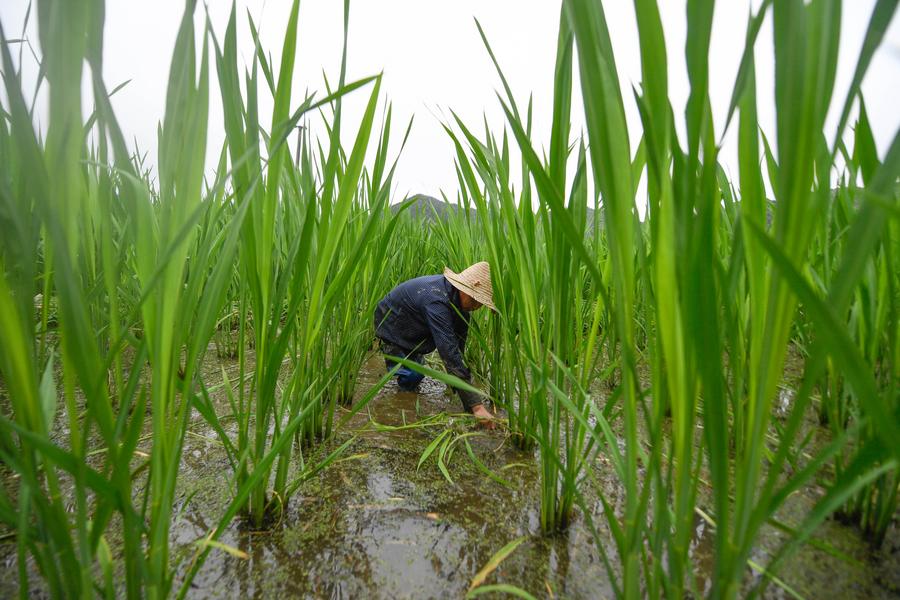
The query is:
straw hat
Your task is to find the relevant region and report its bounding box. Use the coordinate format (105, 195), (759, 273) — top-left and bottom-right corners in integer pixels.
(443, 261), (497, 312)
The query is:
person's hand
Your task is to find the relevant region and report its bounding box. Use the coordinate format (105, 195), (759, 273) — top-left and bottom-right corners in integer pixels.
(471, 404), (496, 430)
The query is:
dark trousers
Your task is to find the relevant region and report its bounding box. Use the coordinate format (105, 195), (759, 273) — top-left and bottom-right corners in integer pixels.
(378, 339), (425, 391)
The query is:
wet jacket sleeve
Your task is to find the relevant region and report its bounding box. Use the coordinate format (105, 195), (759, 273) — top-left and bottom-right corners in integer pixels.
(422, 301), (482, 412)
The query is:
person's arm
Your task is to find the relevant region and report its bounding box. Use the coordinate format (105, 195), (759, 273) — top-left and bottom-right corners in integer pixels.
(423, 300), (482, 412)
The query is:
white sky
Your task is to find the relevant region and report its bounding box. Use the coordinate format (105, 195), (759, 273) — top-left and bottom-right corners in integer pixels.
(1, 1), (899, 209)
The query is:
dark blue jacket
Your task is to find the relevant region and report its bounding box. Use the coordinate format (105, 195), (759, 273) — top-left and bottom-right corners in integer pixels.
(374, 275), (471, 381)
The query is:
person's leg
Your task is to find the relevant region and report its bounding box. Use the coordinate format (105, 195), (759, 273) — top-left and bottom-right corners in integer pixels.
(380, 341), (425, 391)
(395, 363), (425, 391)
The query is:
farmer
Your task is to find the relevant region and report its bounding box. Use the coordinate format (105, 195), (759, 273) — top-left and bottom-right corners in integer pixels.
(374, 261), (496, 424)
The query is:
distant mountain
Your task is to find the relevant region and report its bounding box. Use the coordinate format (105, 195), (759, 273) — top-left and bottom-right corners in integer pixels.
(392, 194), (610, 230)
(584, 206), (605, 230)
(391, 194), (473, 222)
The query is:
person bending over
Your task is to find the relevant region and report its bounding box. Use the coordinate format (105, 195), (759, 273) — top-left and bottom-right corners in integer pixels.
(374, 261), (496, 424)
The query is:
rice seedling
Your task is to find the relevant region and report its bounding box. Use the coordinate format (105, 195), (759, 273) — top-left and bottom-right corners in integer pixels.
(466, 536), (533, 599)
(415, 421), (512, 488)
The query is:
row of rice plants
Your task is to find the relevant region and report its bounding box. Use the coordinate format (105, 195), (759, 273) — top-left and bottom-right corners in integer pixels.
(804, 98), (899, 547)
(434, 0), (899, 597)
(0, 0), (402, 596)
(573, 0), (897, 596)
(0, 2), (243, 595)
(196, 0), (385, 529)
(442, 8), (610, 536)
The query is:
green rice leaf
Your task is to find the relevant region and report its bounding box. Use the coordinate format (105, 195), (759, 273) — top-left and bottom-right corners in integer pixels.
(468, 536), (528, 592)
(466, 584), (538, 600)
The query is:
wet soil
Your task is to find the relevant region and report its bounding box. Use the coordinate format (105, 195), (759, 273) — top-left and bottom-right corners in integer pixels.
(171, 353), (612, 599)
(1, 350), (898, 599)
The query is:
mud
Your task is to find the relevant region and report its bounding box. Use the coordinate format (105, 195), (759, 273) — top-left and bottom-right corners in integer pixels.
(173, 353), (611, 598)
(1, 350), (898, 599)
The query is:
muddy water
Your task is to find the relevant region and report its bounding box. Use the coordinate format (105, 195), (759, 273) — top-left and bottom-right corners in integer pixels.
(173, 354), (611, 598)
(170, 353), (899, 599)
(2, 350), (898, 598)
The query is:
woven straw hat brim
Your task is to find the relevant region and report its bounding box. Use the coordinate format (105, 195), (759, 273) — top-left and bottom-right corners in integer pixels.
(443, 267), (497, 312)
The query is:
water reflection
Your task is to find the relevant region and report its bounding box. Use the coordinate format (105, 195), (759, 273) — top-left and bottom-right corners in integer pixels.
(178, 356), (610, 598)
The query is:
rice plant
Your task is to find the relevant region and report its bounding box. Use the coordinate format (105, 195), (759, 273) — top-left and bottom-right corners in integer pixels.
(440, 9), (614, 537)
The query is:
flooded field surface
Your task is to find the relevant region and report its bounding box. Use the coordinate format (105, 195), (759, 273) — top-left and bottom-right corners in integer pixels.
(2, 352), (898, 599)
(171, 354), (611, 599)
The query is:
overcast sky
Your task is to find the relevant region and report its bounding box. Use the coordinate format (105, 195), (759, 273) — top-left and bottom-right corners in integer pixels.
(2, 1), (898, 208)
